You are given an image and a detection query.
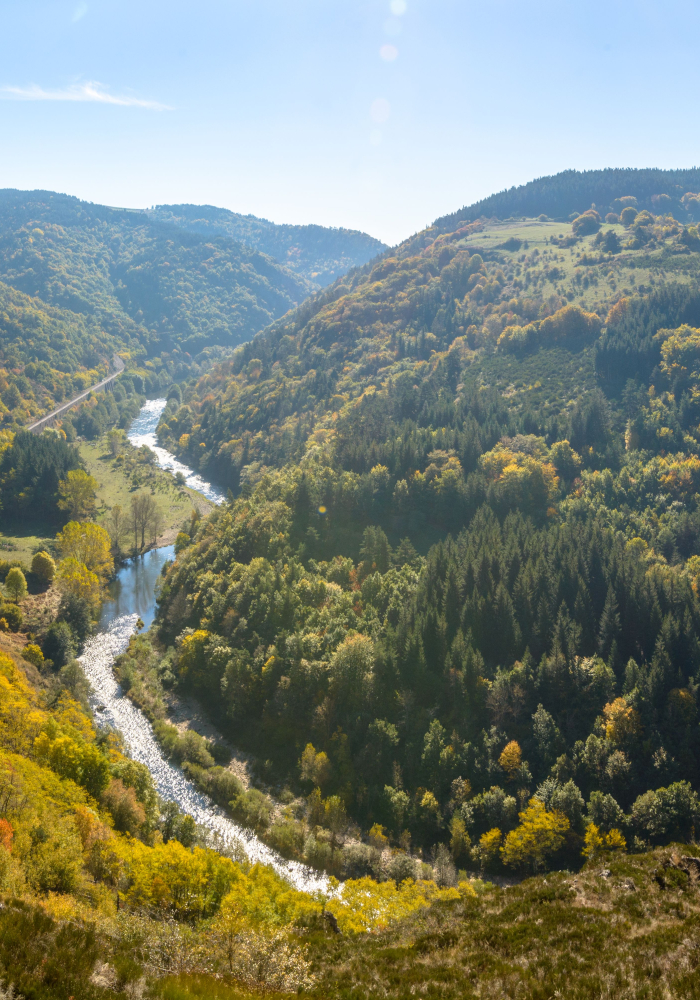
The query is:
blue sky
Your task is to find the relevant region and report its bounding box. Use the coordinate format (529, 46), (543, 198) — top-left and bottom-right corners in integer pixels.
(1, 1), (699, 245)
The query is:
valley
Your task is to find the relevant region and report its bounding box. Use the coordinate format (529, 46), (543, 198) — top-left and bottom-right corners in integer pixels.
(5, 168), (700, 999)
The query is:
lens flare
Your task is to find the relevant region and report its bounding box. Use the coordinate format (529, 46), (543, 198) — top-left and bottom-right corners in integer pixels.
(390, 0), (407, 14)
(370, 98), (391, 124)
(318, 505), (327, 515)
(380, 44), (398, 61)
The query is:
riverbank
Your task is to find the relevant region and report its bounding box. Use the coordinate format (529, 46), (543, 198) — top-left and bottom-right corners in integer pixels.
(81, 436), (213, 549)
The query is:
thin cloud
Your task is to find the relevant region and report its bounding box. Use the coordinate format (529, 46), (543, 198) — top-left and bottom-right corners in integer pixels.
(0, 81), (171, 110)
(72, 3), (88, 22)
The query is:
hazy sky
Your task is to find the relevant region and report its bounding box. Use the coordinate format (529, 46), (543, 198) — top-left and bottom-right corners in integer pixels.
(1, 1), (699, 245)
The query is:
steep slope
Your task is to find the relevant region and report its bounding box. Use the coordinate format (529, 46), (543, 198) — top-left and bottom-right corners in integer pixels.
(0, 189), (312, 358)
(150, 203), (388, 287)
(148, 198), (700, 876)
(0, 279), (139, 423)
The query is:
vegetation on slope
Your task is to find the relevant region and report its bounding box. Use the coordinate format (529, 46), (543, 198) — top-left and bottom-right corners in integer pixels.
(436, 166), (700, 230)
(150, 204), (388, 288)
(145, 202), (700, 878)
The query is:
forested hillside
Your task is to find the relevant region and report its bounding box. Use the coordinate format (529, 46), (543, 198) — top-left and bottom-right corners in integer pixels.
(145, 195), (700, 877)
(150, 204), (388, 287)
(436, 167), (700, 231)
(0, 189), (384, 424)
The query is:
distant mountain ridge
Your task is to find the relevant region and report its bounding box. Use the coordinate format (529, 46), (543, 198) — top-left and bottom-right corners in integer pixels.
(436, 166), (700, 231)
(149, 203), (388, 288)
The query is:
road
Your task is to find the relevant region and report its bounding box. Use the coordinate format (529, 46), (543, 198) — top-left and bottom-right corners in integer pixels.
(26, 355), (126, 434)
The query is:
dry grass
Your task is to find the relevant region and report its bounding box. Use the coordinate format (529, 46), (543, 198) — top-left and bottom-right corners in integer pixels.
(306, 849), (700, 999)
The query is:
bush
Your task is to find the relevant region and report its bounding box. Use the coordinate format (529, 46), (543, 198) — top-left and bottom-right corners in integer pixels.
(31, 551), (56, 583)
(101, 779), (146, 835)
(572, 210), (601, 236)
(43, 621), (75, 669)
(57, 593), (92, 642)
(229, 788), (273, 834)
(620, 206), (638, 226)
(22, 644), (44, 668)
(0, 605), (22, 632)
(267, 817), (305, 859)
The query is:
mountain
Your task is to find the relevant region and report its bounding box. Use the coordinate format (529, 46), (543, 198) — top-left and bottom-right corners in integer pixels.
(436, 166), (700, 231)
(148, 190), (700, 877)
(150, 203), (388, 288)
(0, 189), (383, 423)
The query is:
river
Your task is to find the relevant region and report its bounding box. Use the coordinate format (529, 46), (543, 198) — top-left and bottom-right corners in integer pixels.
(79, 400), (329, 894)
(127, 398), (227, 505)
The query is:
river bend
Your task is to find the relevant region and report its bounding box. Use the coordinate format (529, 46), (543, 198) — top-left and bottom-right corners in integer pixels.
(80, 399), (329, 894)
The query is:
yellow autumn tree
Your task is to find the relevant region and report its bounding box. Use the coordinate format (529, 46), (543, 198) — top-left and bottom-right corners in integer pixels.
(479, 828), (502, 871)
(57, 469), (98, 521)
(499, 740), (522, 777)
(56, 521), (113, 580)
(602, 698), (642, 745)
(582, 822), (626, 859)
(56, 557), (101, 609)
(501, 799), (569, 873)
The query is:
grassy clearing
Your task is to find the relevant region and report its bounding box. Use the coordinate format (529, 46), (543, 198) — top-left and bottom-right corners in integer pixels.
(0, 434), (214, 576)
(459, 216), (700, 314)
(0, 531), (55, 567)
(80, 437), (213, 549)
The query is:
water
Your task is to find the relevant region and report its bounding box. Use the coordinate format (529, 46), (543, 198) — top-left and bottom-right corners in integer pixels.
(99, 546), (174, 632)
(127, 398), (227, 505)
(80, 402), (330, 894)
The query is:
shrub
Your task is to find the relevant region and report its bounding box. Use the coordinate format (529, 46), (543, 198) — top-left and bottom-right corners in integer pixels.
(0, 605), (22, 632)
(229, 788), (273, 834)
(620, 206), (638, 225)
(31, 551), (55, 583)
(101, 779), (146, 835)
(572, 210), (601, 236)
(22, 644), (44, 668)
(26, 821), (83, 894)
(43, 621), (75, 669)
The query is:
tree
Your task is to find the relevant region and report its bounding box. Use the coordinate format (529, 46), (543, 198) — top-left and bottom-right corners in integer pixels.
(130, 492), (159, 550)
(106, 428), (126, 457)
(501, 798), (569, 873)
(56, 558), (101, 609)
(582, 822), (626, 859)
(5, 568), (27, 604)
(630, 782), (700, 844)
(499, 741), (522, 778)
(323, 795), (348, 847)
(57, 469), (98, 520)
(106, 504), (128, 554)
(448, 814), (471, 860)
(586, 791), (625, 833)
(479, 828), (502, 871)
(56, 521), (113, 580)
(299, 744), (331, 788)
(31, 550), (56, 583)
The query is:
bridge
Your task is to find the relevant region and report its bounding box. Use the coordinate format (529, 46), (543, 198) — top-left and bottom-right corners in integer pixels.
(26, 355), (126, 434)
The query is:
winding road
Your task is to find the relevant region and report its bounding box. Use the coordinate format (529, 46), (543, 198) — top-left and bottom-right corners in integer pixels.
(27, 354), (125, 433)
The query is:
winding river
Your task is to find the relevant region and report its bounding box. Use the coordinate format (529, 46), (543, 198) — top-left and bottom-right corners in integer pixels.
(79, 400), (329, 894)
